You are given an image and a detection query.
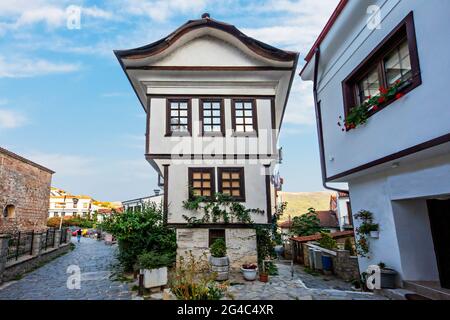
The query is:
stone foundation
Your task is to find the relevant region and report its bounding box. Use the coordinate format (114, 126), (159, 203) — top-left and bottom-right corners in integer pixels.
(176, 228), (257, 272)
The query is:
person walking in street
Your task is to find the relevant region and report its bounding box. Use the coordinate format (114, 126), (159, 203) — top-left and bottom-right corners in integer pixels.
(76, 228), (82, 243)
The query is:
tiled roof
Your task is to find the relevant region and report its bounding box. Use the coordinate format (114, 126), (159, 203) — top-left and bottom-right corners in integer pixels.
(278, 210), (339, 229)
(290, 230), (354, 243)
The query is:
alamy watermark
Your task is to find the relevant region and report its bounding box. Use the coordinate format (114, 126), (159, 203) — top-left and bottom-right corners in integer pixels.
(367, 5), (382, 30)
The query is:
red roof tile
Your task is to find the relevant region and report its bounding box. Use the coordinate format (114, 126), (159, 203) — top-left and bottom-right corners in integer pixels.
(290, 230), (354, 243)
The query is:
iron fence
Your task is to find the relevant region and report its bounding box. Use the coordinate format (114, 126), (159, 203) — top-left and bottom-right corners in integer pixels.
(40, 228), (56, 251)
(6, 231), (34, 262)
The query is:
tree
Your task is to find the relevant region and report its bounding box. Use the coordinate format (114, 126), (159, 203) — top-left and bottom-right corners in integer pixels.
(100, 203), (176, 271)
(290, 208), (323, 236)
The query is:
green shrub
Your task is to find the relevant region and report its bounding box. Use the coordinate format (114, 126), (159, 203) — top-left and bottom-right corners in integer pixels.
(290, 208), (323, 236)
(136, 251), (175, 270)
(100, 203), (177, 271)
(318, 232), (337, 250)
(210, 238), (226, 258)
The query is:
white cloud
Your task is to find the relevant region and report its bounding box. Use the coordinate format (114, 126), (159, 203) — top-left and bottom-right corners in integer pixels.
(0, 55), (80, 78)
(282, 78), (316, 125)
(0, 109), (28, 129)
(121, 0), (208, 22)
(24, 152), (96, 176)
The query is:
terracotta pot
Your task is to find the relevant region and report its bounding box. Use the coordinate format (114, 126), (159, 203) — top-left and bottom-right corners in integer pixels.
(259, 273), (269, 283)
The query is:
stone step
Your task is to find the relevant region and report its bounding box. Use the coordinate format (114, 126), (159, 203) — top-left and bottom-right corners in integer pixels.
(403, 281), (450, 300)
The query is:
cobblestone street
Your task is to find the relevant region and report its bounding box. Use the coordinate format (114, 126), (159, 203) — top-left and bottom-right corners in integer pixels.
(227, 261), (388, 300)
(0, 238), (132, 300)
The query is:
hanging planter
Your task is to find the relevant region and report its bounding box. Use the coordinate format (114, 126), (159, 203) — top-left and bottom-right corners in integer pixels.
(337, 80), (407, 131)
(370, 231), (380, 239)
(354, 210), (379, 257)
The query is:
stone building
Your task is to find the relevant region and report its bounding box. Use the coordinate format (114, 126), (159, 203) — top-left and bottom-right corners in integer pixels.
(0, 147), (54, 234)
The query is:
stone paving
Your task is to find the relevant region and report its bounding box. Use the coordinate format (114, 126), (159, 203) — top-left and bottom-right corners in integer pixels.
(0, 237), (132, 300)
(226, 260), (388, 300)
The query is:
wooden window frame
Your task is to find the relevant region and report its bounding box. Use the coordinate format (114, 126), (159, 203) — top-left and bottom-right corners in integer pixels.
(165, 98), (192, 137)
(342, 12), (421, 121)
(208, 229), (226, 247)
(188, 167), (216, 200)
(231, 99), (258, 136)
(217, 167), (246, 202)
(199, 98), (225, 137)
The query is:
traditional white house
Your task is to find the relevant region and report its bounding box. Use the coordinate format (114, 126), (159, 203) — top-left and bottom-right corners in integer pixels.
(48, 188), (95, 218)
(301, 0), (450, 295)
(115, 14), (298, 269)
(122, 191), (164, 212)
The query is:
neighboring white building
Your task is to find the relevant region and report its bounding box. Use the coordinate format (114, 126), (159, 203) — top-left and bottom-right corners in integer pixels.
(48, 188), (96, 218)
(122, 192), (164, 212)
(115, 14), (298, 270)
(331, 192), (353, 231)
(301, 0), (450, 293)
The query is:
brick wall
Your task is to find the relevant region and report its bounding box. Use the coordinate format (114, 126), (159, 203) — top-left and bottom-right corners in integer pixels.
(0, 148), (53, 233)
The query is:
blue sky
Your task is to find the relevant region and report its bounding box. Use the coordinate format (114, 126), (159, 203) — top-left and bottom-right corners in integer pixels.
(0, 0), (340, 201)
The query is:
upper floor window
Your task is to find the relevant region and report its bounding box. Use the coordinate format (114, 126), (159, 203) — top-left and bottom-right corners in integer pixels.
(231, 99), (258, 135)
(188, 168), (215, 199)
(200, 99), (224, 136)
(343, 12), (421, 118)
(218, 167), (246, 202)
(166, 99), (191, 136)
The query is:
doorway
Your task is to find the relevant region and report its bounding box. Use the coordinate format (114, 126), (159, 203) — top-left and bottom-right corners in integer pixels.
(427, 199), (450, 289)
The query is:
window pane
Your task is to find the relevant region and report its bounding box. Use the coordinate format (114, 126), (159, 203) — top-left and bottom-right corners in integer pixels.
(236, 110), (243, 117)
(213, 118), (220, 124)
(235, 103), (243, 109)
(193, 181), (201, 188)
(180, 110), (187, 117)
(223, 181), (230, 188)
(202, 181), (210, 188)
(384, 40), (412, 86)
(236, 125), (244, 132)
(212, 125), (221, 132)
(204, 118), (211, 124)
(212, 103), (220, 109)
(236, 118), (243, 124)
(231, 173), (240, 179)
(358, 67), (380, 104)
(204, 126), (212, 132)
(222, 172), (230, 179)
(245, 125), (254, 132)
(179, 103), (188, 109)
(202, 173), (210, 179)
(232, 190), (240, 196)
(203, 190), (211, 196)
(193, 189), (201, 196)
(204, 110), (211, 117)
(244, 103), (252, 109)
(244, 110), (252, 117)
(232, 181), (240, 188)
(179, 118), (187, 124)
(204, 103), (211, 109)
(212, 110), (220, 117)
(193, 173), (202, 179)
(171, 110), (179, 116)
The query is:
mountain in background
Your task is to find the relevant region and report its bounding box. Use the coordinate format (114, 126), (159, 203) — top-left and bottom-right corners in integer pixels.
(278, 191), (334, 221)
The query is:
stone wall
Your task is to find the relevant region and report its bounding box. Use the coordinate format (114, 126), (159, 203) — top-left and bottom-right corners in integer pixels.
(176, 228), (257, 271)
(0, 147), (53, 234)
(332, 250), (360, 281)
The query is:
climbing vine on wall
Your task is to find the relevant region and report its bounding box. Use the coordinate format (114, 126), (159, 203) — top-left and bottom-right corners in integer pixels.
(182, 192), (264, 225)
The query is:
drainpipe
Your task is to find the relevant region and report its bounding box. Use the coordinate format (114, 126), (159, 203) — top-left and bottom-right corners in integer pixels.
(312, 47), (349, 195)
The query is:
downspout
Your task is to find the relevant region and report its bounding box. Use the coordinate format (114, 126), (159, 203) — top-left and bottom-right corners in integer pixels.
(312, 47), (349, 195)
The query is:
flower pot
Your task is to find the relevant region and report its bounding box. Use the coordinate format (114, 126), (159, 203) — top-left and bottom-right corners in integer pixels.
(370, 231), (379, 238)
(240, 267), (258, 281)
(209, 256), (229, 281)
(141, 267), (168, 289)
(380, 268), (397, 289)
(259, 273), (269, 283)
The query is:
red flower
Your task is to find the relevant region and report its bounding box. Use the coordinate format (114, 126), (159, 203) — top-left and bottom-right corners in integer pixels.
(378, 97), (385, 104)
(372, 105), (379, 111)
(395, 93), (405, 100)
(379, 87), (388, 95)
(395, 79), (401, 85)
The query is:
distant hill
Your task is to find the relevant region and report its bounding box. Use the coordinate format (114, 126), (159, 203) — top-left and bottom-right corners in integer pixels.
(278, 191), (334, 222)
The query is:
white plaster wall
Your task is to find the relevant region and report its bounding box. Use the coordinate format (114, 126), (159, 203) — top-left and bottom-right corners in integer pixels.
(337, 197), (349, 230)
(314, 0), (450, 178)
(148, 98), (276, 157)
(350, 153), (450, 283)
(167, 161), (269, 224)
(391, 199), (439, 282)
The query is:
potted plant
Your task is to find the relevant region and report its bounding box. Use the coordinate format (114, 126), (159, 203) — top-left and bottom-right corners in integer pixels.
(241, 263), (258, 281)
(136, 251), (173, 289)
(378, 262), (397, 289)
(209, 238), (229, 281)
(259, 261), (269, 283)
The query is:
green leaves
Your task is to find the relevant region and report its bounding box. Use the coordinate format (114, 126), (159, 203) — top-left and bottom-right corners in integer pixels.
(182, 192), (264, 225)
(100, 203), (176, 271)
(290, 208), (323, 237)
(210, 238), (227, 258)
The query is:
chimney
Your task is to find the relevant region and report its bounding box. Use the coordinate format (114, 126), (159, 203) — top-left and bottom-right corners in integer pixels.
(201, 13), (210, 19)
(154, 189), (160, 196)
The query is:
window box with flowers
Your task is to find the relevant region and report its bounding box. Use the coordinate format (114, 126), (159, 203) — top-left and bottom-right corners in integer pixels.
(339, 12), (421, 131)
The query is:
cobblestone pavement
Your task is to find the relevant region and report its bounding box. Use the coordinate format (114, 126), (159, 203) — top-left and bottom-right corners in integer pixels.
(0, 237), (132, 300)
(227, 260), (388, 300)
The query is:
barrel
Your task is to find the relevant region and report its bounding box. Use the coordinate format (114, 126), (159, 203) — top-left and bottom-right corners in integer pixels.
(209, 256), (229, 281)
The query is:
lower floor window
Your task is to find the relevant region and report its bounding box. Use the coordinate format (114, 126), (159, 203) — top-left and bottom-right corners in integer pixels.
(218, 167), (246, 202)
(209, 229), (225, 247)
